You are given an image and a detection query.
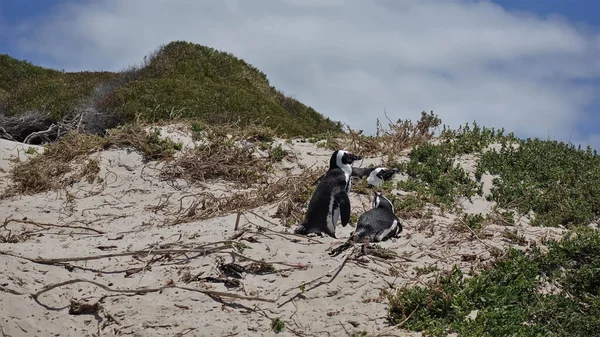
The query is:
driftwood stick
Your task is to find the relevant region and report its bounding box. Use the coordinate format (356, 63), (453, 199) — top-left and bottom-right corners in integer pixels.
(3, 218), (105, 234)
(0, 285), (24, 295)
(246, 211), (323, 244)
(279, 246), (356, 301)
(31, 278), (275, 303)
(226, 251), (309, 269)
(0, 245), (231, 265)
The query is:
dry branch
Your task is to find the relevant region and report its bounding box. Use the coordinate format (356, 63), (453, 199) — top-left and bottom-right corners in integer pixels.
(31, 279), (275, 304)
(0, 245), (231, 266)
(2, 217), (105, 234)
(0, 285), (23, 295)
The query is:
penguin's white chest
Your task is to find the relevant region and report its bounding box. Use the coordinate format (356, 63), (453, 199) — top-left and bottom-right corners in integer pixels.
(367, 173), (383, 186)
(327, 196), (339, 234)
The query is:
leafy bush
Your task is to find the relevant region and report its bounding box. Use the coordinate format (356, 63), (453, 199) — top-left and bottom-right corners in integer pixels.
(388, 228), (600, 337)
(476, 138), (600, 228)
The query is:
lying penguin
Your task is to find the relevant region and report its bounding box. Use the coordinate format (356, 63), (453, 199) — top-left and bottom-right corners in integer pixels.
(294, 150), (362, 238)
(313, 166), (400, 187)
(329, 190), (403, 256)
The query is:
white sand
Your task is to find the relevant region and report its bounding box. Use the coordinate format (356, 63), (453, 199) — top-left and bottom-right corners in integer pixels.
(0, 132), (566, 337)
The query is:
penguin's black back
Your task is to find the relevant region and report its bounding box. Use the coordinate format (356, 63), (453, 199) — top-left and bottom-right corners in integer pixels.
(354, 206), (400, 242)
(352, 167), (374, 178)
(305, 168), (347, 220)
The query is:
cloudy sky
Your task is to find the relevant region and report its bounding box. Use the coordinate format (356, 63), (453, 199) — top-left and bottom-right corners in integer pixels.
(1, 0), (599, 148)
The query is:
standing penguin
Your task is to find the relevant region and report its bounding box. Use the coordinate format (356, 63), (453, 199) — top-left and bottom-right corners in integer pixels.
(294, 150), (362, 238)
(329, 190), (402, 256)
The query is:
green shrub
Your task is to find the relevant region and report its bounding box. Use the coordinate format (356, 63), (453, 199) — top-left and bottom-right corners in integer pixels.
(388, 228), (600, 337)
(476, 138), (600, 228)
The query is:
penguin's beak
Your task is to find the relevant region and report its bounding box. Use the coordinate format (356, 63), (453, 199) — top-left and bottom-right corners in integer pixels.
(347, 153), (362, 163)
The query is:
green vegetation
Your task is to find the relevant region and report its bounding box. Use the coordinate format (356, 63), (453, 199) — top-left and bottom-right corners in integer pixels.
(0, 54), (116, 119)
(270, 317), (285, 333)
(268, 144), (289, 162)
(440, 122), (516, 156)
(476, 138), (600, 228)
(388, 228), (600, 337)
(460, 213), (486, 230)
(394, 195), (429, 218)
(414, 265), (440, 276)
(397, 142), (482, 205)
(385, 119), (600, 229)
(0, 41), (343, 137)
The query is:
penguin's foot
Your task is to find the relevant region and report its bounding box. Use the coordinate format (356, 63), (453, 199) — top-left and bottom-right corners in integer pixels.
(293, 224), (309, 235)
(307, 232), (325, 238)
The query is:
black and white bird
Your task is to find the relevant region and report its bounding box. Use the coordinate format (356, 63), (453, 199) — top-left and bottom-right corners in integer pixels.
(313, 166), (400, 187)
(362, 167), (400, 187)
(329, 190), (402, 256)
(294, 150), (362, 238)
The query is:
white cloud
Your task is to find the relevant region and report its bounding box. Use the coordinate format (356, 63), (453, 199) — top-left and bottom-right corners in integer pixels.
(10, 0), (600, 145)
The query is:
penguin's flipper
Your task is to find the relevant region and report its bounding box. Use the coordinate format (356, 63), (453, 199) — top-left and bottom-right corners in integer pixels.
(336, 192), (351, 227)
(312, 175), (324, 186)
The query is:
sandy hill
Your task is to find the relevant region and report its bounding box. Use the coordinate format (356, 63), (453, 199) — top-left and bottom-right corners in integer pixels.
(1, 113), (598, 337)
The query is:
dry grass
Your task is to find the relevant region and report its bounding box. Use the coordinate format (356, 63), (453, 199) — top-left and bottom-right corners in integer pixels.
(160, 122), (278, 187)
(2, 118), (322, 228)
(339, 111), (442, 158)
(168, 168), (322, 226)
(2, 124), (183, 197)
(3, 132), (105, 196)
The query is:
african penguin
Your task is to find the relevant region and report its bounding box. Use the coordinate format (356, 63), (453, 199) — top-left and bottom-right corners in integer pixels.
(294, 150), (362, 238)
(313, 166), (400, 187)
(366, 167), (400, 187)
(329, 190), (402, 256)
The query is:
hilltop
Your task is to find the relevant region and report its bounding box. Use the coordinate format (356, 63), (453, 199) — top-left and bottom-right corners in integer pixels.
(0, 112), (599, 337)
(0, 41), (343, 141)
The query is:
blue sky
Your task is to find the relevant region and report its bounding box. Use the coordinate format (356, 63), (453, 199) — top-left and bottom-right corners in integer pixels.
(1, 0), (599, 149)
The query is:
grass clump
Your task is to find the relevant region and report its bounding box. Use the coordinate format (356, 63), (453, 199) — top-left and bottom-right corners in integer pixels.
(460, 213), (486, 230)
(388, 228), (600, 337)
(268, 144), (289, 162)
(107, 126), (183, 161)
(476, 138), (600, 228)
(270, 317), (285, 333)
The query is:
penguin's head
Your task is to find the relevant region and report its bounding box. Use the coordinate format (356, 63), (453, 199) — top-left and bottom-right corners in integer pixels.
(330, 150), (361, 170)
(372, 190), (394, 211)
